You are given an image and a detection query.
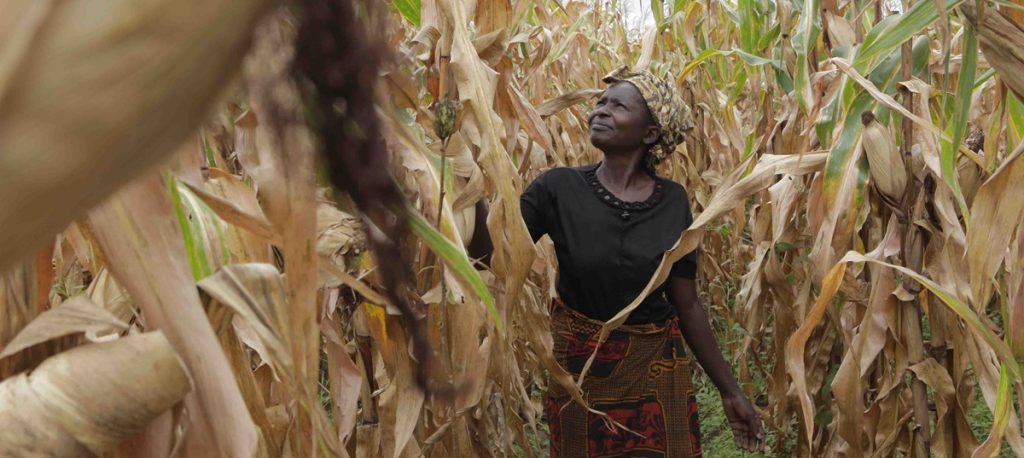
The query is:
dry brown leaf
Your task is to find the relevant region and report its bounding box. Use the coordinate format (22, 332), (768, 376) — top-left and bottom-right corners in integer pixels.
(967, 144), (1024, 309)
(86, 172), (260, 456)
(0, 0), (274, 272)
(536, 88), (604, 117)
(0, 331), (189, 456)
(0, 295), (128, 360)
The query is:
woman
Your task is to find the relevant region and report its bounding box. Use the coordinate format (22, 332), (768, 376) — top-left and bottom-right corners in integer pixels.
(470, 67), (763, 457)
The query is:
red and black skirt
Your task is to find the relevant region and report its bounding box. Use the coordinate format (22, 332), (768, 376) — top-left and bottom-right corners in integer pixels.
(546, 301), (702, 458)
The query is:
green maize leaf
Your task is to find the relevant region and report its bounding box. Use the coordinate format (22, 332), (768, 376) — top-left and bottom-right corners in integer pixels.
(855, 0), (960, 73)
(912, 35), (931, 75)
(168, 175), (211, 280)
(974, 365), (1013, 457)
(651, 0), (665, 25)
(940, 24), (976, 222)
(1008, 93), (1024, 143)
(974, 68), (996, 90)
(792, 0), (820, 111)
(545, 13), (588, 66)
(758, 23), (781, 51)
(738, 0), (758, 52)
(680, 48), (722, 80)
(728, 69), (749, 105)
(822, 91), (874, 201)
(407, 207), (503, 336)
(729, 48), (783, 69)
(391, 0), (421, 27)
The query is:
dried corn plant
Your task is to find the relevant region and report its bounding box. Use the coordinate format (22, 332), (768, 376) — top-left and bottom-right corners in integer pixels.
(3, 0), (1024, 457)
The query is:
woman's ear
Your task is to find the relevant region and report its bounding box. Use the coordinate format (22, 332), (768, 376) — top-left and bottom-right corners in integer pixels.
(643, 125), (661, 146)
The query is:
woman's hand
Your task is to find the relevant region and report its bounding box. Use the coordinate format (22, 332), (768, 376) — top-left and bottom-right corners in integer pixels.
(721, 392), (765, 451)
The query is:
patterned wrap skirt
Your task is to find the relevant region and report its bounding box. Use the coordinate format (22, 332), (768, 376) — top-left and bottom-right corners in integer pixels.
(546, 301), (702, 458)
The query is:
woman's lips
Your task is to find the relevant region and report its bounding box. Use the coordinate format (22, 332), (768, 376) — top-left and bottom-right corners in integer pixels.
(590, 123), (611, 131)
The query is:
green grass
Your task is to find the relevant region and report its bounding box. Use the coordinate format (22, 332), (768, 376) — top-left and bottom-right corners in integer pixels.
(967, 383), (1016, 458)
(694, 373), (793, 457)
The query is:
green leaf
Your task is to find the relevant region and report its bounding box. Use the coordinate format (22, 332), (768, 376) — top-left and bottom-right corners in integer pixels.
(738, 0), (758, 52)
(728, 48), (783, 69)
(912, 35), (931, 75)
(680, 48), (722, 80)
(855, 0), (959, 72)
(391, 0), (421, 27)
(1007, 92), (1024, 142)
(545, 12), (588, 66)
(939, 24), (976, 221)
(791, 0), (820, 111)
(407, 208), (503, 335)
(974, 365), (1013, 457)
(651, 0), (665, 25)
(168, 176), (211, 280)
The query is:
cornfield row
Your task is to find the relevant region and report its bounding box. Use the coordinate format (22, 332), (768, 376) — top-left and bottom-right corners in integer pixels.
(2, 0), (1024, 456)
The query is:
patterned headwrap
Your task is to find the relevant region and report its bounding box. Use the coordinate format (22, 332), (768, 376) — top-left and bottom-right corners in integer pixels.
(601, 66), (694, 168)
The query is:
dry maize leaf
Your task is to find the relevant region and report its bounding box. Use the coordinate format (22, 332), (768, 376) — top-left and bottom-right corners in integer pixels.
(536, 88), (603, 117)
(181, 173), (275, 242)
(825, 12), (857, 49)
(830, 228), (901, 455)
(376, 316), (425, 458)
(197, 263), (293, 378)
(791, 220), (901, 448)
(909, 358), (956, 457)
(322, 316), (362, 449)
(85, 269), (135, 326)
(960, 3), (1024, 102)
(768, 175), (803, 244)
(0, 331), (189, 456)
(197, 262), (340, 453)
(0, 0), (274, 272)
(0, 251), (62, 380)
(317, 200), (364, 259)
(0, 295), (127, 360)
(507, 82), (557, 155)
(86, 172), (259, 456)
(439, 0), (534, 314)
(967, 145), (1024, 313)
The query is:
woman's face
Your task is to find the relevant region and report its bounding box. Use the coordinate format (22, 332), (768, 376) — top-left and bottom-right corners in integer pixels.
(588, 82), (660, 152)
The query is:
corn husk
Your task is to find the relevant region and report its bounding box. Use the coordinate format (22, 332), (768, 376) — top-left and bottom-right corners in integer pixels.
(861, 111), (908, 202)
(0, 331), (190, 457)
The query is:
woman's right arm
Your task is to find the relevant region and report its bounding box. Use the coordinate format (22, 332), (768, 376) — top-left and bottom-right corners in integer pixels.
(467, 171), (549, 267)
(466, 199), (492, 266)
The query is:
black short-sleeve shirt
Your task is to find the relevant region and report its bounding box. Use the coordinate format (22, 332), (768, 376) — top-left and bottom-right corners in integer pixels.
(521, 163), (699, 324)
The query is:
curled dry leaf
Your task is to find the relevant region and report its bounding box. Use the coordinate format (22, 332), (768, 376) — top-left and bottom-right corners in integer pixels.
(0, 296), (128, 360)
(0, 331), (189, 456)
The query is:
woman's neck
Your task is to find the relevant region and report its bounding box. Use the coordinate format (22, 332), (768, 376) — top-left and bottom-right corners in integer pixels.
(597, 152), (650, 191)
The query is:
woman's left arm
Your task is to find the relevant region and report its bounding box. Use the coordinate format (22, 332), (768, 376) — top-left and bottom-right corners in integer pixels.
(668, 276), (765, 451)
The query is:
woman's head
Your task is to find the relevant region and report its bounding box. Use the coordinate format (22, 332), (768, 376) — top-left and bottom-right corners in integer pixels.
(587, 82), (661, 155)
(589, 67), (693, 171)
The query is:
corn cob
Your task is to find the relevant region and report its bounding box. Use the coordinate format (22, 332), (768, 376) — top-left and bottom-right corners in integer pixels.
(861, 111), (908, 203)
